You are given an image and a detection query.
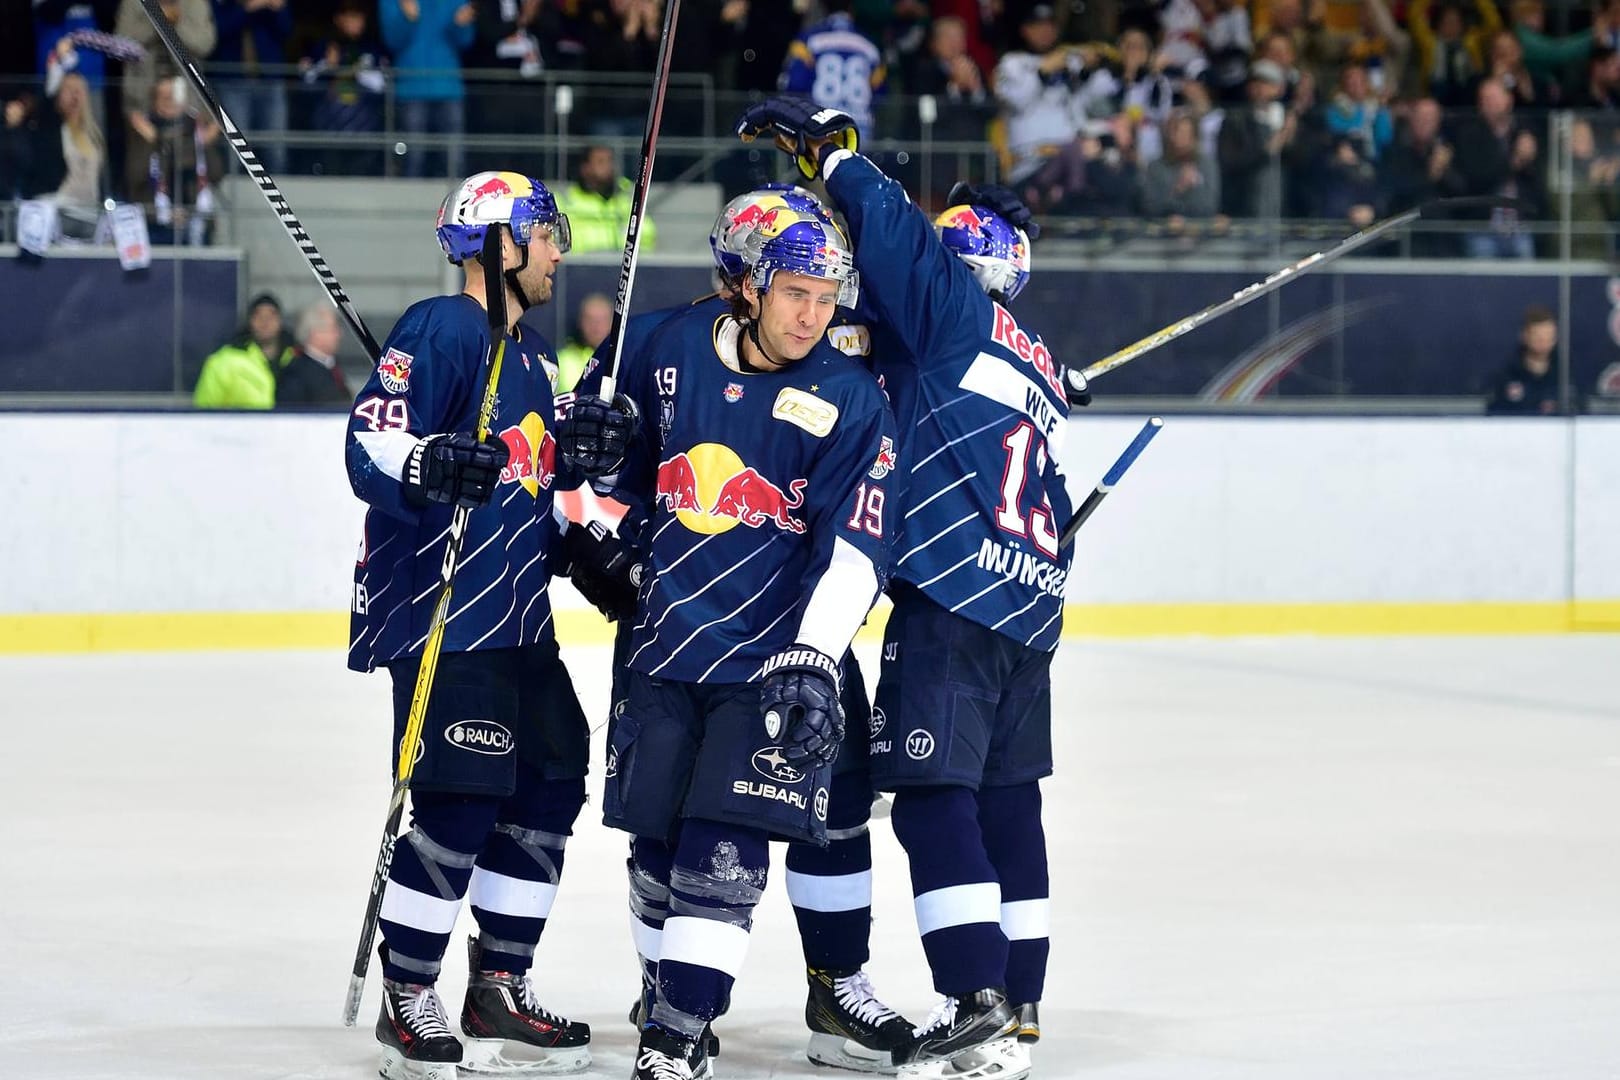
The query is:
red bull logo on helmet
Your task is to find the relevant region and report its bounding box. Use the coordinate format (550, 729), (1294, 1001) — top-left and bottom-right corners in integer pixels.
(378, 347), (413, 393)
(655, 442), (806, 535)
(497, 411), (557, 497)
(940, 206), (986, 236)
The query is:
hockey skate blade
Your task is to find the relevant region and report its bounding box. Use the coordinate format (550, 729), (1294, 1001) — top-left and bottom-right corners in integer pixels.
(897, 1038), (1028, 1080)
(806, 1032), (899, 1074)
(380, 1047), (460, 1080)
(459, 1037), (591, 1076)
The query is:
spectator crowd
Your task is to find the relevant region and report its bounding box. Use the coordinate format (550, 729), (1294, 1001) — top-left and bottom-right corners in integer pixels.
(4, 0), (1620, 256)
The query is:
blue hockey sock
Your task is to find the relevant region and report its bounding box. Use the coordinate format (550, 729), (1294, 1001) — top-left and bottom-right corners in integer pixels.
(653, 819), (768, 1039)
(380, 792), (499, 984)
(786, 770), (873, 971)
(890, 785), (1008, 996)
(629, 835), (676, 990)
(978, 782), (1049, 1006)
(468, 776), (585, 974)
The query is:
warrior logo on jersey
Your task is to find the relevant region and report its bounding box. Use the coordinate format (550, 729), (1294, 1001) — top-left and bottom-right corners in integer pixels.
(378, 348), (413, 393)
(497, 411), (558, 496)
(655, 442), (807, 535)
(868, 435), (897, 479)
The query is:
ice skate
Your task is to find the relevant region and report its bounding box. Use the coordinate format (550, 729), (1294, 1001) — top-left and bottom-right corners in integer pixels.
(630, 980), (720, 1059)
(631, 1023), (710, 1080)
(1012, 1003), (1039, 1044)
(895, 989), (1023, 1080)
(804, 966), (916, 1072)
(460, 936), (590, 1075)
(377, 963), (463, 1080)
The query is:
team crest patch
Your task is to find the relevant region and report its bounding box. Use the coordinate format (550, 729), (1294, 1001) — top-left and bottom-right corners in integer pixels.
(724, 382), (744, 403)
(868, 435), (897, 479)
(377, 347), (413, 394)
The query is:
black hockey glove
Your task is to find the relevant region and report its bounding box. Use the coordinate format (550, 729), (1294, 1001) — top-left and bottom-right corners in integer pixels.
(562, 519), (644, 622)
(736, 96), (860, 180)
(945, 181), (1041, 241)
(1062, 363), (1092, 407)
(760, 646), (845, 768)
(403, 432), (510, 509)
(557, 393), (639, 479)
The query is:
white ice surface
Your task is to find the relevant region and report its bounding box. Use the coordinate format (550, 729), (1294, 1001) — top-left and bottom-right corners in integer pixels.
(3, 636), (1618, 1079)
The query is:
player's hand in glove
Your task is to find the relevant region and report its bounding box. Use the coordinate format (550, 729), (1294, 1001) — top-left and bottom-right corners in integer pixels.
(760, 646), (845, 768)
(562, 519), (644, 621)
(557, 393), (639, 478)
(945, 181), (1041, 240)
(403, 432), (509, 508)
(736, 96), (860, 180)
(1062, 363), (1092, 407)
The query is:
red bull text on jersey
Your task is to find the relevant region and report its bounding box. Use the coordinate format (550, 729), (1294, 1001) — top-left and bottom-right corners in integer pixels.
(607, 305), (899, 684)
(345, 294), (564, 672)
(825, 152), (1075, 653)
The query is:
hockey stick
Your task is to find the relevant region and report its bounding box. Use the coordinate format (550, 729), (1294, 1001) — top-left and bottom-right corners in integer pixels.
(1058, 417), (1162, 547)
(136, 0), (382, 361)
(1078, 198), (1508, 383)
(341, 228), (510, 1026)
(595, 0), (683, 397)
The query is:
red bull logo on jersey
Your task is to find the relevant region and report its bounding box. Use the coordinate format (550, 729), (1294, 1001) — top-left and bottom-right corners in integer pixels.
(990, 302), (1065, 400)
(497, 411), (557, 497)
(868, 436), (897, 480)
(377, 348), (413, 394)
(655, 442), (806, 536)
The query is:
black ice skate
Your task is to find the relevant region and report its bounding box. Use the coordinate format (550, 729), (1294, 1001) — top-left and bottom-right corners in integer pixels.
(377, 970), (463, 1080)
(1012, 1003), (1040, 1044)
(460, 936), (591, 1075)
(632, 1023), (710, 1080)
(804, 966), (916, 1072)
(895, 989), (1025, 1080)
(629, 980), (721, 1059)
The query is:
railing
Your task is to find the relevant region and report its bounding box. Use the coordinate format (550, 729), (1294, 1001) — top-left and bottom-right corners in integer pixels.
(4, 67), (1618, 410)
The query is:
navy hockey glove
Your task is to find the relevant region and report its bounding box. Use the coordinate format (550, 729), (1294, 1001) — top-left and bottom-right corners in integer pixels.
(562, 520), (644, 622)
(736, 97), (860, 180)
(403, 432), (509, 509)
(760, 646), (845, 768)
(557, 393), (639, 479)
(945, 181), (1042, 241)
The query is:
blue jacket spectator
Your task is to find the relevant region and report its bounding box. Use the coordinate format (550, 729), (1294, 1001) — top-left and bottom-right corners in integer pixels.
(379, 0), (475, 102)
(1324, 63), (1393, 161)
(781, 0), (887, 137)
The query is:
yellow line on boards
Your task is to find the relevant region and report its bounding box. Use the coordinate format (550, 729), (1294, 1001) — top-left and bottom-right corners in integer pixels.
(1, 601), (1617, 654)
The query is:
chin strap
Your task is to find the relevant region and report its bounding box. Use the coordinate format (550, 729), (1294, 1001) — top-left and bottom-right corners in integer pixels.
(474, 224), (534, 313)
(503, 242), (534, 311)
(743, 317), (785, 372)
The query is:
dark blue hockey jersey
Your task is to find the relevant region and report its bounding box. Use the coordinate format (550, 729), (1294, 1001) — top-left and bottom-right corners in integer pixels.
(781, 12), (887, 138)
(610, 305), (899, 684)
(345, 294), (564, 672)
(824, 151), (1074, 653)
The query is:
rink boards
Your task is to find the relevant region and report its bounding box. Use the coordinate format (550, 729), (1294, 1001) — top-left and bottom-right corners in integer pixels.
(1, 413), (1616, 652)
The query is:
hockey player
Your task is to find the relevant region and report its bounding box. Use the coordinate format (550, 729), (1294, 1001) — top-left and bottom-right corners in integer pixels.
(780, 0), (888, 140)
(740, 98), (1080, 1078)
(559, 211), (901, 1080)
(564, 185), (915, 1074)
(346, 171), (593, 1080)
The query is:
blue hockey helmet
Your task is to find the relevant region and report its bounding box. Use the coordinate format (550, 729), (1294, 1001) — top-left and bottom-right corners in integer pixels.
(935, 203), (1031, 301)
(710, 184), (836, 283)
(743, 211), (859, 309)
(436, 171), (571, 265)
